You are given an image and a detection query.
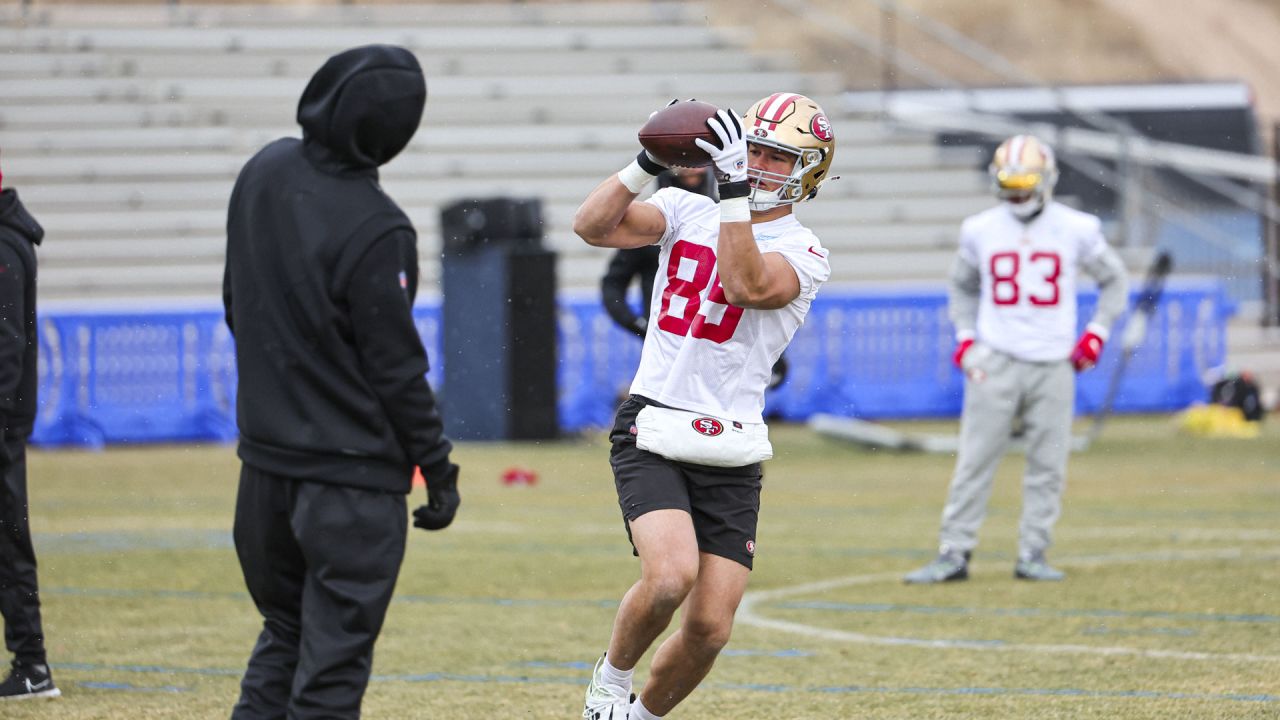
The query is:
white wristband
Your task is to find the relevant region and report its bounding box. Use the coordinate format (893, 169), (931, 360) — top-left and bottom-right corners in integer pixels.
(617, 160), (658, 194)
(1085, 322), (1110, 341)
(719, 197), (750, 223)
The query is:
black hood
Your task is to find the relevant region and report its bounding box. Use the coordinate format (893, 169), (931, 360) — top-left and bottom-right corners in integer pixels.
(0, 189), (44, 246)
(297, 45), (426, 169)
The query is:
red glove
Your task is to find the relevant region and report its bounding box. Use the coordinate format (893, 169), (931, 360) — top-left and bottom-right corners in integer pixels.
(952, 338), (974, 369)
(1070, 331), (1105, 372)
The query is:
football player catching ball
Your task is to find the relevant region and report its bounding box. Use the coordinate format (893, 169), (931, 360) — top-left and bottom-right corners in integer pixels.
(573, 93), (835, 720)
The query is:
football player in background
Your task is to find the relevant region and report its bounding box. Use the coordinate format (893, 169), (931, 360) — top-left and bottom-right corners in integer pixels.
(574, 94), (835, 720)
(904, 135), (1130, 584)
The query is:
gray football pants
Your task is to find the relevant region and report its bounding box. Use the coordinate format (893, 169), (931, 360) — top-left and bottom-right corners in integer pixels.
(939, 347), (1075, 558)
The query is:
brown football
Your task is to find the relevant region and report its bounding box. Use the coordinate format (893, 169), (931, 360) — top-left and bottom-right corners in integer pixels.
(637, 100), (719, 168)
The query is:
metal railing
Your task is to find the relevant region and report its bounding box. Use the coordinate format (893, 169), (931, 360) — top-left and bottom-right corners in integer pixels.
(775, 0), (1279, 321)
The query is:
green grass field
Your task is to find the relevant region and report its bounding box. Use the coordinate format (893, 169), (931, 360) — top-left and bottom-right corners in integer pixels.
(8, 415), (1279, 719)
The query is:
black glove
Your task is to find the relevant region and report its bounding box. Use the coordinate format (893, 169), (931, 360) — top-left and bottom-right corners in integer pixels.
(413, 462), (461, 531)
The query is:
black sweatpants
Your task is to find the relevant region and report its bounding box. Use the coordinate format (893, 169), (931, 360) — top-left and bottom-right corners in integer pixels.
(0, 439), (46, 665)
(231, 464), (407, 720)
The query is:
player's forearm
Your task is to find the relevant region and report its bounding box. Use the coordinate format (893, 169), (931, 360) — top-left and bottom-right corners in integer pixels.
(716, 220), (769, 306)
(947, 256), (981, 338)
(574, 176), (638, 246)
(1085, 246), (1130, 331)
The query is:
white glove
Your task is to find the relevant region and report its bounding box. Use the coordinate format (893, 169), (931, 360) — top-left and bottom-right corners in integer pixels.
(695, 109), (747, 184)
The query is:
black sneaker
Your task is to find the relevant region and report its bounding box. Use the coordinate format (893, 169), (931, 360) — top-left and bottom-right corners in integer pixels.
(0, 661), (61, 701)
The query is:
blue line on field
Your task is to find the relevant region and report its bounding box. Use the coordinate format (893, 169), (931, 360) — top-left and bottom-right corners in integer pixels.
(79, 680), (189, 693)
(51, 662), (1278, 704)
(1081, 625), (1198, 637)
(34, 528), (946, 561)
(44, 585), (618, 609)
(777, 601), (1280, 624)
(46, 586), (1270, 630)
(516, 661), (596, 671)
(35, 530), (234, 552)
(48, 586), (246, 601)
(811, 685), (1279, 703)
(515, 650), (811, 671)
(57, 662), (240, 677)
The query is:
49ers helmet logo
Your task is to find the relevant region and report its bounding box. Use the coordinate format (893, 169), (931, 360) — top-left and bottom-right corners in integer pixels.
(692, 418), (724, 436)
(810, 113), (833, 142)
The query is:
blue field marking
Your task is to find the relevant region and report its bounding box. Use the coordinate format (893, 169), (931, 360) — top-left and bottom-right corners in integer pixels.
(47, 586), (247, 601)
(777, 601), (1280, 625)
(720, 649), (815, 657)
(51, 662), (1278, 704)
(515, 661), (596, 671)
(1082, 625), (1198, 638)
(395, 593), (617, 609)
(811, 685), (1280, 703)
(45, 585), (1274, 632)
(58, 662), (241, 677)
(79, 681), (189, 693)
(35, 529), (234, 553)
(44, 585), (619, 609)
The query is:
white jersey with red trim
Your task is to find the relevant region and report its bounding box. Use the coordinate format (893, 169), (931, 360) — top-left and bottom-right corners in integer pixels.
(960, 201), (1110, 362)
(629, 188), (830, 423)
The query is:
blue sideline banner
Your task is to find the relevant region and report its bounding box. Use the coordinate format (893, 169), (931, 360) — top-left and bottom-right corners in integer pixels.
(31, 281), (1233, 447)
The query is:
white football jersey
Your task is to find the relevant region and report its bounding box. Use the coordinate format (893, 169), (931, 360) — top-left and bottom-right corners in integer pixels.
(959, 201), (1111, 361)
(629, 188), (830, 422)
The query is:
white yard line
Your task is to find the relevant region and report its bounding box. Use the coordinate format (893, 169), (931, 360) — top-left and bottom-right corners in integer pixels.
(738, 547), (1280, 664)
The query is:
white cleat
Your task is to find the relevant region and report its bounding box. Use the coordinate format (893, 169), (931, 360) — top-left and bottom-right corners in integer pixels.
(582, 654), (632, 720)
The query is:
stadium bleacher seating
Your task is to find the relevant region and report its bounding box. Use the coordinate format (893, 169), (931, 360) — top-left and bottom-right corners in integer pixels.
(1, 1), (995, 301)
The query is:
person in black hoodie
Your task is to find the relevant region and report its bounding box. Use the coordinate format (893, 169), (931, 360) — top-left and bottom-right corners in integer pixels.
(0, 156), (60, 702)
(222, 45), (457, 719)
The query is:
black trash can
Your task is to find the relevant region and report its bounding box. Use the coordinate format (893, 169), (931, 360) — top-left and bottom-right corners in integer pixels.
(439, 198), (558, 440)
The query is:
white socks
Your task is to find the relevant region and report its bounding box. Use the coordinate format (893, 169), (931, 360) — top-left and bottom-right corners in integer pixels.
(630, 697), (663, 720)
(600, 655), (633, 692)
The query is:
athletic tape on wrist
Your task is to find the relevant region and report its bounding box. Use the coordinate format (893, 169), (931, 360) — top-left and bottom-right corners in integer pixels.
(720, 197), (750, 223)
(617, 160), (658, 194)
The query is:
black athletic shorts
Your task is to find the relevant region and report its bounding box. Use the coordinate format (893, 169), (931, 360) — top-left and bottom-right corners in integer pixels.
(608, 395), (763, 570)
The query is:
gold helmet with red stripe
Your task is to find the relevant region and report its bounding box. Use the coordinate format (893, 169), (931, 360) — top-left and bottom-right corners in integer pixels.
(990, 134), (1058, 218)
(742, 92), (835, 211)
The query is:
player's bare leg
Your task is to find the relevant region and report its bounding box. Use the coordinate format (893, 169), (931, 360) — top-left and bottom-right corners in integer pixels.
(638, 553), (750, 716)
(607, 509), (701, 669)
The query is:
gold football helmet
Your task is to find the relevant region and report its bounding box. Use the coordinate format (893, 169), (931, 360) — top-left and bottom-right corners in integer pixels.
(990, 134), (1058, 218)
(742, 93), (835, 211)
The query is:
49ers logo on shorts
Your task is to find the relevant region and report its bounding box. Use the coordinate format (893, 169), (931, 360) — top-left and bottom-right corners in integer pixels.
(746, 539), (755, 556)
(810, 113), (833, 142)
(691, 417), (724, 436)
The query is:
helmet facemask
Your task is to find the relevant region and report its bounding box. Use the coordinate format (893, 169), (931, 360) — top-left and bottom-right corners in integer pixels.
(746, 139), (827, 211)
(990, 135), (1058, 220)
(741, 93), (835, 213)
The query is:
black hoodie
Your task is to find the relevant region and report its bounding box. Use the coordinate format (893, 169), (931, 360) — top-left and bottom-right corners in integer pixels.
(223, 45), (451, 493)
(0, 188), (42, 442)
